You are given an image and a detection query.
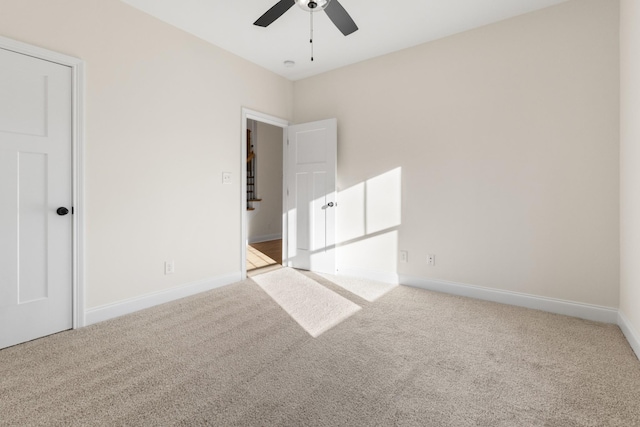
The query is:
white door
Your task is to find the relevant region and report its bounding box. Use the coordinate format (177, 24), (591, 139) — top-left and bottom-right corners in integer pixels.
(0, 48), (73, 349)
(286, 119), (337, 274)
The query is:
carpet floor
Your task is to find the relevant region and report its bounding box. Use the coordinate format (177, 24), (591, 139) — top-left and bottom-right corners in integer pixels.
(1, 272), (639, 426)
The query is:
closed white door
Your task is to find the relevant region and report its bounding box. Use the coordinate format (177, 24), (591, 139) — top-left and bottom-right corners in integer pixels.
(286, 119), (337, 274)
(0, 48), (73, 349)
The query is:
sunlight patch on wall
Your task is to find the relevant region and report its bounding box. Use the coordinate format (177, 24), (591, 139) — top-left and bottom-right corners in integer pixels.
(337, 167), (402, 243)
(366, 167), (402, 234)
(337, 182), (365, 242)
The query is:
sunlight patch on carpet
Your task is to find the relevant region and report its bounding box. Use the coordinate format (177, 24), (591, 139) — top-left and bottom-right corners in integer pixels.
(318, 273), (397, 302)
(252, 268), (361, 337)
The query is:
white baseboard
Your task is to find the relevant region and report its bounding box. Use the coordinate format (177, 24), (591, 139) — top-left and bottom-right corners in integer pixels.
(85, 271), (242, 325)
(618, 311), (640, 360)
(337, 266), (399, 285)
(248, 234), (282, 244)
(400, 275), (618, 324)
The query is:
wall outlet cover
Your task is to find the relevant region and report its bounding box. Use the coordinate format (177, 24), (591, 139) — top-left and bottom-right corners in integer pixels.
(165, 260), (175, 275)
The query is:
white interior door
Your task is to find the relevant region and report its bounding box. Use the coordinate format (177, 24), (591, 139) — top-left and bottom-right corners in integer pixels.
(286, 118), (337, 274)
(0, 48), (73, 349)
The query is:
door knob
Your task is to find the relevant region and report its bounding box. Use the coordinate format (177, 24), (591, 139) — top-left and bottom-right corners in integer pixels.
(327, 202), (334, 207)
(56, 207), (69, 216)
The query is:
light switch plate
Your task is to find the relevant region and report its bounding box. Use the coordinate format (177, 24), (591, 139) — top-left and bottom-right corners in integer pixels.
(222, 172), (232, 184)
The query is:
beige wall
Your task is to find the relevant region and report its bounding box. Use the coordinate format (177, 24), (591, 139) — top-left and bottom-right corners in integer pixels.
(294, 0), (620, 307)
(248, 122), (284, 242)
(620, 0), (640, 347)
(0, 0), (293, 308)
(0, 0), (625, 319)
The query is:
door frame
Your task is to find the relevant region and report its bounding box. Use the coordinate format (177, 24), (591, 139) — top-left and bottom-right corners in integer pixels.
(0, 36), (87, 328)
(241, 108), (289, 279)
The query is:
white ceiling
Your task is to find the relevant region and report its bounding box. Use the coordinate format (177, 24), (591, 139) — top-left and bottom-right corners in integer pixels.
(121, 0), (569, 81)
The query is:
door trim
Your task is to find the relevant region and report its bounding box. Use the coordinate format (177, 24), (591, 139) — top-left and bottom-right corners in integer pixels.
(0, 36), (87, 328)
(241, 108), (289, 279)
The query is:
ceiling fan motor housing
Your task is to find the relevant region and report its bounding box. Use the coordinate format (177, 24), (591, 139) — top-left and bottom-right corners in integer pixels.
(295, 0), (331, 12)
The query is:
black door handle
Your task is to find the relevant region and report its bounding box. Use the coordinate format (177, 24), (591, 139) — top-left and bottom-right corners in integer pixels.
(56, 207), (69, 216)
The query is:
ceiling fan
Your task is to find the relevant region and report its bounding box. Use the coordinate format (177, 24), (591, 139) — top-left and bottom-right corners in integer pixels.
(254, 0), (359, 36)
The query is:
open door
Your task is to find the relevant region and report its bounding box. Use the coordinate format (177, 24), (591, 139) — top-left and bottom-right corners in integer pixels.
(286, 119), (337, 274)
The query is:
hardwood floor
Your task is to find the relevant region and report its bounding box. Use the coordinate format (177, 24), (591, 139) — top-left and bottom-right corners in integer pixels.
(247, 239), (282, 271)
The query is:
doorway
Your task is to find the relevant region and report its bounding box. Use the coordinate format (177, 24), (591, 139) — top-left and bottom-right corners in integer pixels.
(246, 118), (284, 275)
(241, 109), (289, 279)
(240, 110), (338, 279)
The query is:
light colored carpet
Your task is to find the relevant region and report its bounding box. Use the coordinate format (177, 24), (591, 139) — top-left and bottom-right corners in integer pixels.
(252, 267), (361, 337)
(318, 272), (397, 302)
(1, 276), (639, 426)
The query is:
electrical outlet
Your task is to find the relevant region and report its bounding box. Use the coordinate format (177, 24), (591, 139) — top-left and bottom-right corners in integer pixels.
(399, 250), (408, 263)
(427, 254), (435, 266)
(222, 172), (232, 184)
(165, 260), (175, 275)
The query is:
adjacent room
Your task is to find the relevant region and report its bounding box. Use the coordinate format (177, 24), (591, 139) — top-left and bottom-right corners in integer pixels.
(1, 0), (639, 425)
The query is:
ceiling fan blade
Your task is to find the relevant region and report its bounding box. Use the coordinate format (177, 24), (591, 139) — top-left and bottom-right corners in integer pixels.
(253, 0), (296, 27)
(324, 0), (358, 36)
